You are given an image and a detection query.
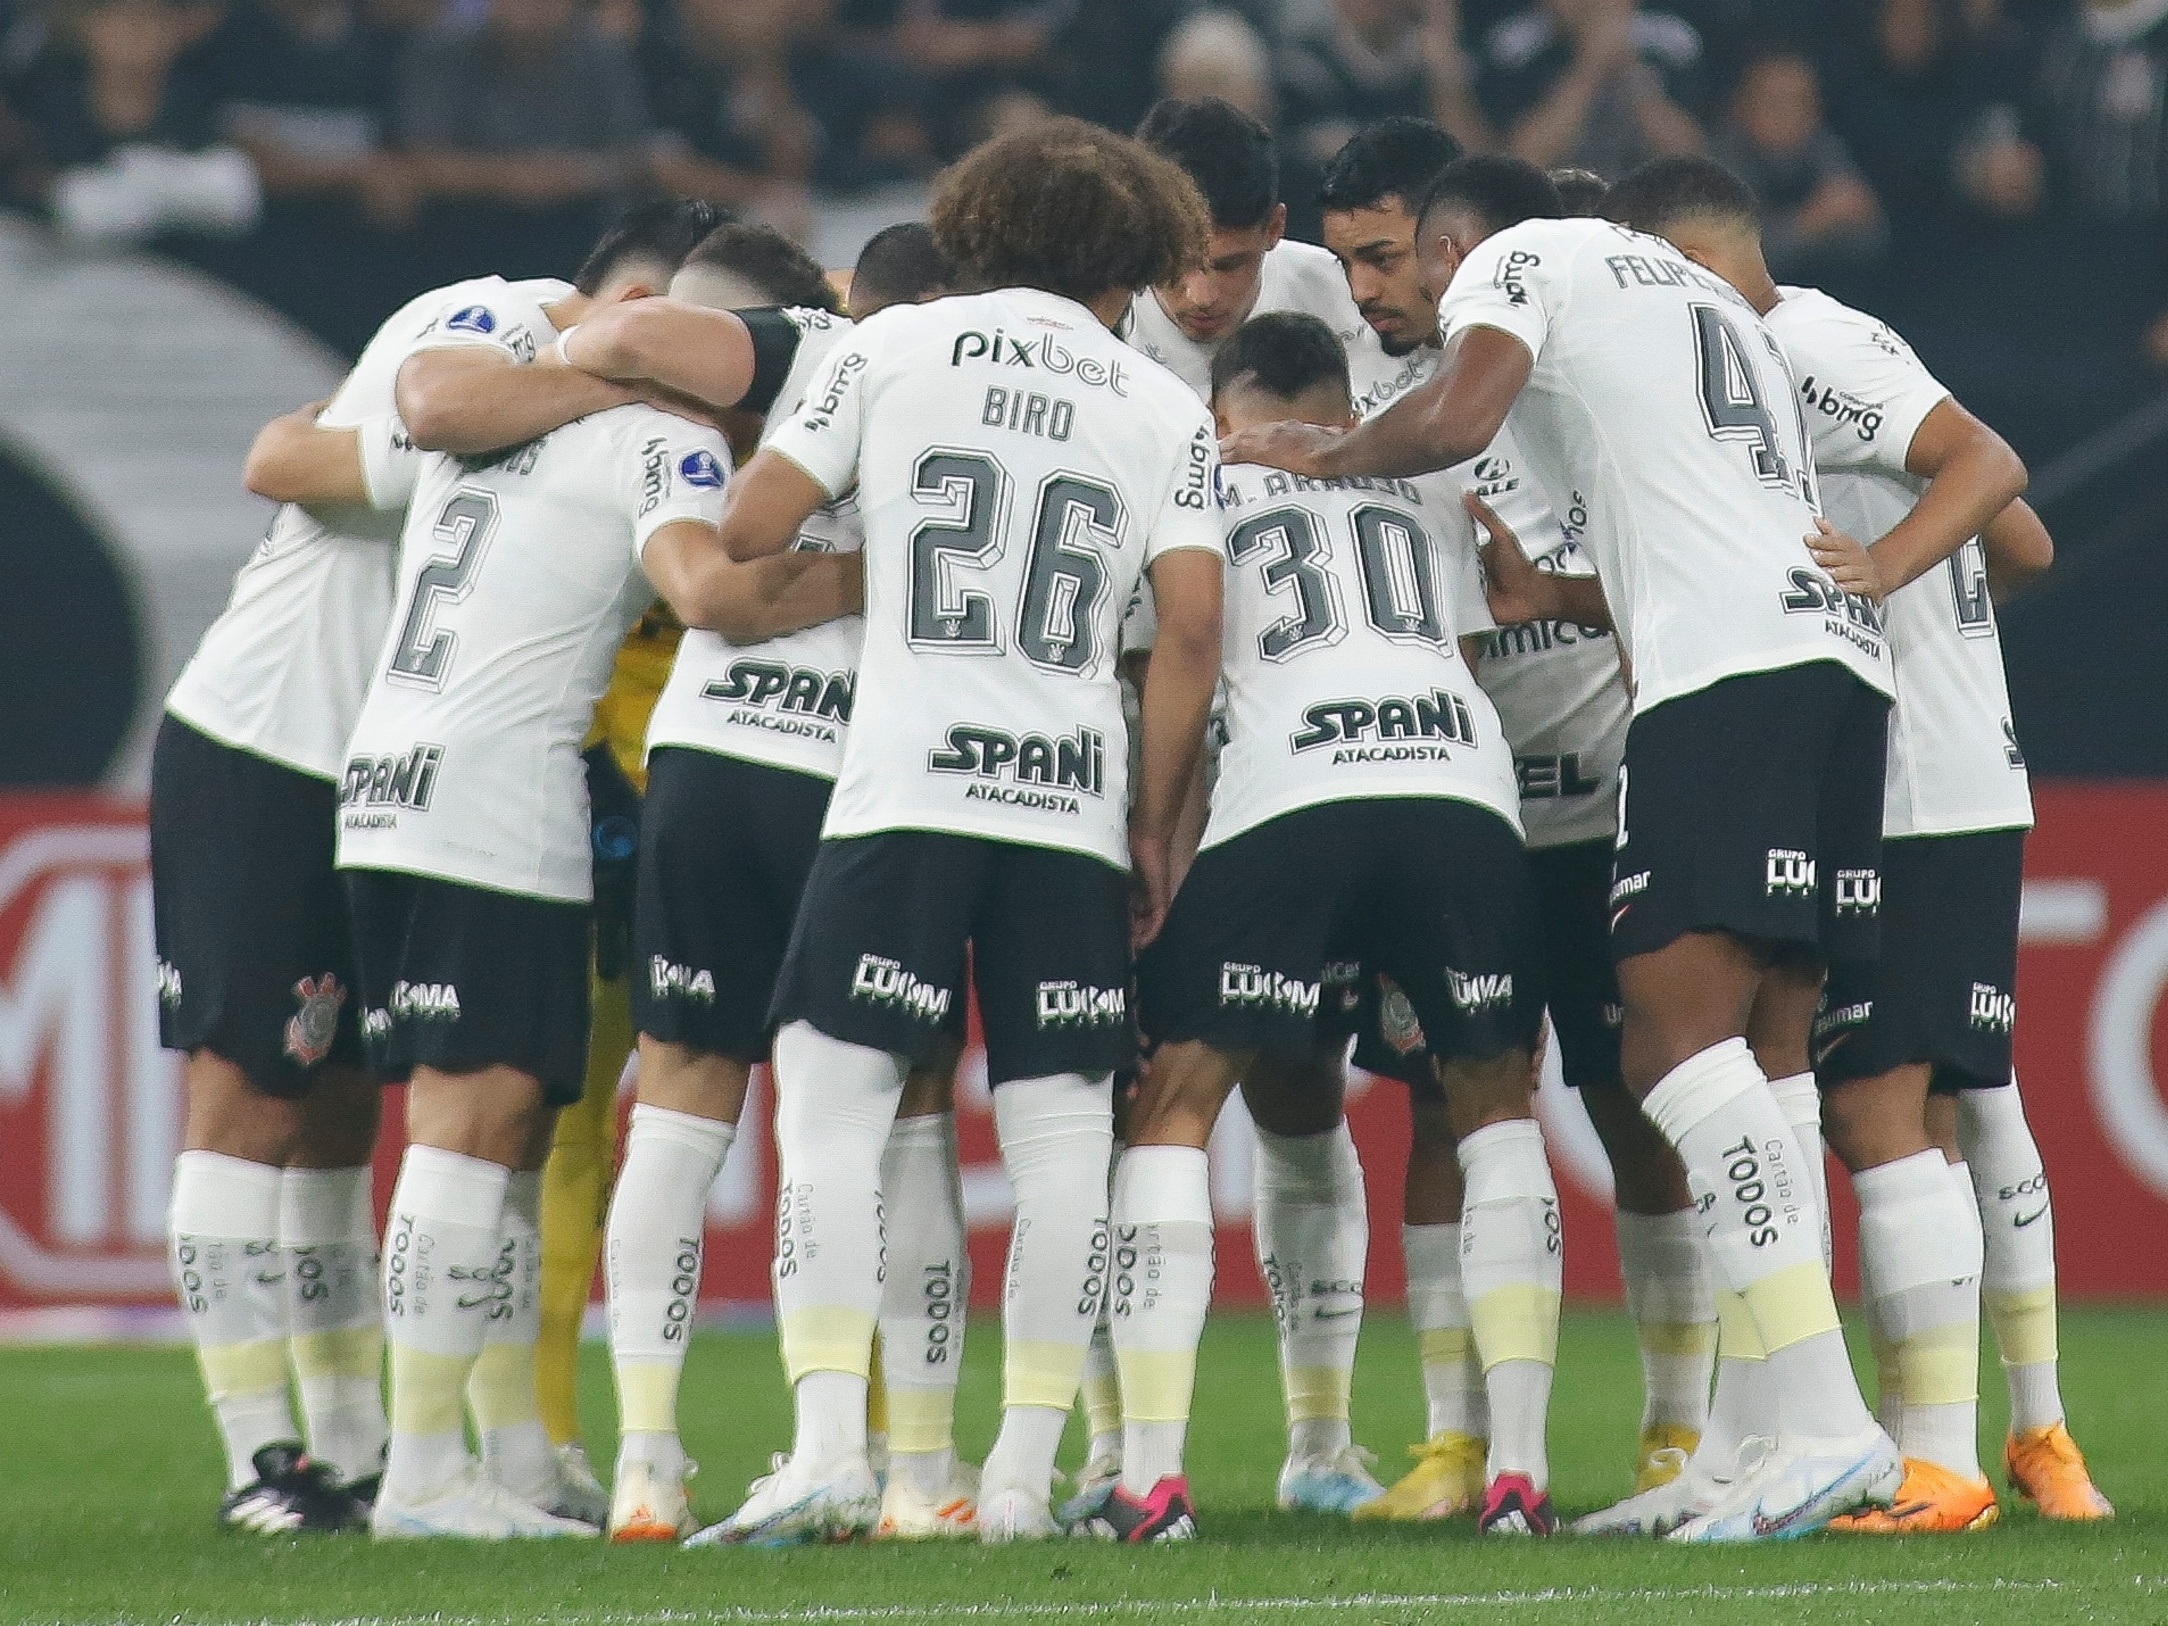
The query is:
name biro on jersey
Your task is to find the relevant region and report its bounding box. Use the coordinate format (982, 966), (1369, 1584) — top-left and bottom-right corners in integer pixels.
(1292, 690), (1478, 762)
(1779, 567), (1886, 660)
(341, 744), (444, 821)
(929, 723), (1106, 814)
(703, 659), (853, 744)
(950, 328), (1130, 395)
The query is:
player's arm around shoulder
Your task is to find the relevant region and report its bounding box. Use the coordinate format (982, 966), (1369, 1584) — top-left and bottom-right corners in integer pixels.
(242, 399), (373, 507)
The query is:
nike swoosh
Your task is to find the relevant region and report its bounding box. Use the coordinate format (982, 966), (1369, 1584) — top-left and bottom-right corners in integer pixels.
(1312, 1307), (1363, 1321)
(1746, 1451), (1877, 1538)
(2013, 1204), (2049, 1228)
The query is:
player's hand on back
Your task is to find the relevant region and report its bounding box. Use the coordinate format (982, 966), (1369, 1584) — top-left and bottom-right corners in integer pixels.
(1218, 419), (1345, 477)
(1469, 492), (1559, 625)
(1806, 517), (1888, 603)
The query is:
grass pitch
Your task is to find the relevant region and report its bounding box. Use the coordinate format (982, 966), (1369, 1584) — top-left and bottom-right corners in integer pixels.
(4, 1308), (2163, 1625)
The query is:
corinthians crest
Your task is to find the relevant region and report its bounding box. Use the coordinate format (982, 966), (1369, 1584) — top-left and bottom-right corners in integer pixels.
(284, 973), (347, 1066)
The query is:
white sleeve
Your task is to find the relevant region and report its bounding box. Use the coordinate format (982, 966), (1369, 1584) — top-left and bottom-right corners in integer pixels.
(402, 296), (542, 361)
(1141, 408), (1227, 566)
(355, 414), (420, 512)
(1787, 308), (1950, 479)
(625, 418), (731, 557)
(1424, 475), (1496, 637)
(764, 336), (873, 500)
(1435, 224), (1555, 363)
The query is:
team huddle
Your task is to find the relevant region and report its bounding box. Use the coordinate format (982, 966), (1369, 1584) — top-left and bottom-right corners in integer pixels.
(153, 97), (2115, 1550)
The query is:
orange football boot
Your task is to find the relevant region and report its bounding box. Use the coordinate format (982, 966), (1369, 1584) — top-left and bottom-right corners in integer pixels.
(1829, 1458), (1999, 1533)
(2006, 1423), (2114, 1520)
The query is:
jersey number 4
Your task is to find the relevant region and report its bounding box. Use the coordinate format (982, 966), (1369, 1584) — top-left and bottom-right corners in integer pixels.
(386, 487), (498, 690)
(906, 449), (1123, 673)
(1691, 304), (1807, 499)
(1226, 503), (1451, 662)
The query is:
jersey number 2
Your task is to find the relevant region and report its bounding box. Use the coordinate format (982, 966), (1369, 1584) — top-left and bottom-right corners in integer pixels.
(387, 488), (497, 689)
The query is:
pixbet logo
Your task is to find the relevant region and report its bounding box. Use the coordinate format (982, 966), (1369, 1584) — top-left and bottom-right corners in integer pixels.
(0, 815), (181, 1300)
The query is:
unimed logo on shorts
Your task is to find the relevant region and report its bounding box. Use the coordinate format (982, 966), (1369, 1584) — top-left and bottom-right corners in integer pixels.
(0, 809), (180, 1302)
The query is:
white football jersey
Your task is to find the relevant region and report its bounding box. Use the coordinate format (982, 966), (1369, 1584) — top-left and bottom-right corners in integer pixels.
(1205, 464), (1518, 848)
(337, 407), (730, 901)
(1767, 286), (2032, 839)
(1437, 218), (1892, 713)
(165, 276), (569, 779)
(645, 306), (864, 779)
(766, 287), (1225, 869)
(1121, 239), (1372, 400)
(1356, 345), (1628, 848)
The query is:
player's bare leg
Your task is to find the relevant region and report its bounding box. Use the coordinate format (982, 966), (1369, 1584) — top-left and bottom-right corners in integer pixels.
(1242, 1048), (1379, 1515)
(284, 1069), (388, 1499)
(1362, 1097), (1487, 1522)
(374, 1067), (592, 1539)
(171, 1053), (356, 1531)
(1943, 1083), (2112, 1518)
(1580, 1085), (1713, 1491)
(602, 1039), (748, 1540)
(1433, 1047), (1561, 1536)
(878, 1043), (979, 1539)
(1102, 1039), (1250, 1541)
(1615, 931), (1897, 1542)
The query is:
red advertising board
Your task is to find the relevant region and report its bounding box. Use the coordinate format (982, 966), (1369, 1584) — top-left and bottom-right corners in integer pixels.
(2, 786), (2164, 1315)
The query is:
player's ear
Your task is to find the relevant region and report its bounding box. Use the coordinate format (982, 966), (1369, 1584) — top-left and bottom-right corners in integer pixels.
(1212, 402), (1234, 438)
(1262, 202), (1288, 251)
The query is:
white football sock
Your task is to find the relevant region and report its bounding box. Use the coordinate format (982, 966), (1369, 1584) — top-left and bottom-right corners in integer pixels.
(981, 1074), (1113, 1501)
(771, 1022), (903, 1471)
(280, 1164), (385, 1484)
(383, 1146), (508, 1501)
(1957, 1083), (2065, 1432)
(1854, 1149), (1984, 1478)
(1079, 1317), (1122, 1466)
(1614, 1207), (1716, 1435)
(170, 1151), (293, 1490)
(1700, 1288), (1771, 1476)
(1404, 1223), (1486, 1440)
(1110, 1144), (1214, 1493)
(1856, 1240), (1906, 1439)
(1253, 1121), (1366, 1460)
(1765, 1071), (1831, 1270)
(878, 1109), (968, 1496)
(1642, 1040), (1868, 1442)
(606, 1104), (735, 1479)
(469, 1169), (555, 1503)
(1457, 1119), (1560, 1489)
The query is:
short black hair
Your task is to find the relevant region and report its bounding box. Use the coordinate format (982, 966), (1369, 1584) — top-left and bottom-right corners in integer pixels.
(1417, 155), (1564, 239)
(1210, 311), (1351, 406)
(574, 199), (726, 296)
(682, 221), (843, 313)
(1135, 96), (1278, 229)
(1548, 167), (1609, 218)
(1318, 117), (1463, 217)
(850, 222), (953, 318)
(1605, 156), (1760, 235)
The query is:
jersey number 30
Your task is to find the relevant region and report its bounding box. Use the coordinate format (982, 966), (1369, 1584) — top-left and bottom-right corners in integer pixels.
(386, 487), (498, 689)
(1226, 503), (1450, 662)
(906, 449), (1122, 673)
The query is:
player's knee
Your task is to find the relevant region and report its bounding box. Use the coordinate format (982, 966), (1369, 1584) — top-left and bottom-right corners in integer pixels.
(634, 1035), (751, 1123)
(1435, 1048), (1534, 1142)
(291, 1065), (381, 1168)
(1130, 1039), (1244, 1148)
(183, 1051), (305, 1163)
(1239, 1048), (1345, 1139)
(1820, 1065), (1934, 1173)
(405, 1064), (549, 1167)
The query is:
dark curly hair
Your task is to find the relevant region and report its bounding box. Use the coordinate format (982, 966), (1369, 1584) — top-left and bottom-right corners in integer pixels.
(930, 118), (1211, 306)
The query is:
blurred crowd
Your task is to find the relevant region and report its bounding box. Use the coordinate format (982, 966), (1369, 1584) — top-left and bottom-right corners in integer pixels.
(0, 0), (2162, 366)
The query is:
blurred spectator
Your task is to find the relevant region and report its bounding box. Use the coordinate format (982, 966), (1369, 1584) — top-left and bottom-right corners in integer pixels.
(1276, 0), (1496, 238)
(397, 0), (649, 279)
(1827, 0), (2043, 227)
(10, 0), (259, 246)
(645, 0), (940, 209)
(2036, 0), (2168, 362)
(1159, 9), (1275, 124)
(844, 0), (1074, 158)
(1476, 0), (1706, 177)
(1278, 0), (1497, 169)
(1714, 48), (1885, 275)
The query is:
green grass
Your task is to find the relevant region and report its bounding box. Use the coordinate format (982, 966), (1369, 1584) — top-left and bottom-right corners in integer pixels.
(3, 1309), (2163, 1625)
